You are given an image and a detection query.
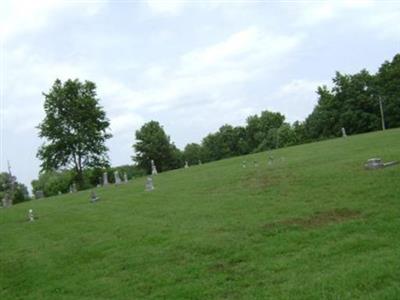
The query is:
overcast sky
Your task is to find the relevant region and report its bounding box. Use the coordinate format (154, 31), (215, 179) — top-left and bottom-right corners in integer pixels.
(1, 0), (399, 189)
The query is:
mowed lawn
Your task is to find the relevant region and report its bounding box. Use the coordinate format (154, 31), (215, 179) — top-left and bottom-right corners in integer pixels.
(1, 129), (400, 299)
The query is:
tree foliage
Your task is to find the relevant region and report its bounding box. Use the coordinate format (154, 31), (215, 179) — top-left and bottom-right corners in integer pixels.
(37, 79), (112, 188)
(0, 172), (29, 204)
(133, 121), (182, 173)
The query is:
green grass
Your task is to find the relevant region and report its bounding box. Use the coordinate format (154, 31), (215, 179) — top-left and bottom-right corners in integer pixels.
(1, 129), (400, 299)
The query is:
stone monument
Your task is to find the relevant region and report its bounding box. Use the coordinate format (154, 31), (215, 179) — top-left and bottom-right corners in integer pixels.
(341, 127), (347, 138)
(145, 177), (154, 191)
(103, 172), (109, 185)
(365, 158), (398, 170)
(2, 193), (12, 208)
(90, 191), (99, 203)
(123, 172), (128, 183)
(28, 209), (34, 222)
(151, 160), (158, 175)
(184, 161), (189, 168)
(114, 171), (121, 185)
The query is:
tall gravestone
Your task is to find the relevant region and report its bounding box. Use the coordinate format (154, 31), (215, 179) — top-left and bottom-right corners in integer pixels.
(103, 172), (109, 186)
(114, 171), (121, 185)
(184, 161), (189, 169)
(123, 173), (128, 183)
(28, 209), (34, 222)
(151, 160), (158, 175)
(2, 193), (12, 208)
(341, 127), (347, 138)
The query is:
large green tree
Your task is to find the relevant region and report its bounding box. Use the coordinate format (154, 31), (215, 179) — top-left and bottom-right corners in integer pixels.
(375, 54), (400, 129)
(0, 172), (29, 204)
(305, 71), (379, 139)
(246, 110), (285, 151)
(202, 125), (249, 162)
(133, 121), (181, 173)
(37, 79), (111, 188)
(183, 143), (203, 165)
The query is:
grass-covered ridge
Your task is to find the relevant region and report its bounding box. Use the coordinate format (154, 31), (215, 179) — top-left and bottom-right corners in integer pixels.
(1, 129), (400, 299)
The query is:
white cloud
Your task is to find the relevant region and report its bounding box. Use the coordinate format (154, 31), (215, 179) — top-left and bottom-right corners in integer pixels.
(293, 0), (375, 27)
(146, 0), (185, 15)
(1, 0), (64, 42)
(110, 113), (144, 135)
(270, 79), (328, 123)
(0, 0), (105, 42)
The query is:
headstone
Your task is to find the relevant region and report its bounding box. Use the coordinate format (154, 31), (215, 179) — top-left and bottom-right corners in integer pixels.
(28, 209), (34, 222)
(58, 191), (62, 195)
(69, 183), (77, 193)
(341, 127), (347, 138)
(145, 177), (154, 191)
(242, 160), (247, 168)
(2, 193), (12, 208)
(198, 160), (202, 165)
(123, 172), (128, 183)
(184, 161), (189, 169)
(365, 158), (398, 170)
(254, 160), (258, 167)
(365, 158), (383, 169)
(114, 171), (121, 185)
(35, 190), (44, 199)
(268, 154), (274, 165)
(90, 191), (99, 203)
(103, 172), (109, 185)
(151, 160), (158, 175)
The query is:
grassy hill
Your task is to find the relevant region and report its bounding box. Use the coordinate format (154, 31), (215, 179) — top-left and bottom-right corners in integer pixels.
(1, 129), (400, 299)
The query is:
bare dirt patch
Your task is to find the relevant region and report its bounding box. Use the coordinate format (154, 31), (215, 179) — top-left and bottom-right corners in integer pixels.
(264, 208), (361, 230)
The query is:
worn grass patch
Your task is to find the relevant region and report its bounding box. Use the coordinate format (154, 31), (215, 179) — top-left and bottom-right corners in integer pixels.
(264, 208), (362, 230)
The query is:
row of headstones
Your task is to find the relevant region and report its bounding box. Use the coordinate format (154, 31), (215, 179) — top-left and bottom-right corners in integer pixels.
(242, 154), (277, 168)
(151, 159), (202, 175)
(102, 171), (129, 186)
(145, 159), (202, 192)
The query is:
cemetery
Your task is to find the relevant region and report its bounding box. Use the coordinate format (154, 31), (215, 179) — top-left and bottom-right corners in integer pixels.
(2, 3), (400, 299)
(0, 128), (399, 299)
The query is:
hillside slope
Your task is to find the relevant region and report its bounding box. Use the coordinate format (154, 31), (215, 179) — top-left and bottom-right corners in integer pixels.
(1, 129), (400, 299)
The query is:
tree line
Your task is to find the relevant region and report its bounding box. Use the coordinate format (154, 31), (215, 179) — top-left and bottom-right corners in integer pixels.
(6, 53), (399, 201)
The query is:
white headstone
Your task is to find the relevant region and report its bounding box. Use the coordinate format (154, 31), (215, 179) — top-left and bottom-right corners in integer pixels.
(103, 172), (109, 185)
(28, 209), (34, 222)
(242, 160), (247, 168)
(341, 127), (347, 138)
(198, 160), (202, 165)
(145, 177), (154, 191)
(123, 172), (128, 183)
(365, 158), (383, 169)
(90, 191), (99, 203)
(2, 193), (12, 208)
(151, 160), (158, 175)
(114, 171), (121, 185)
(184, 161), (189, 168)
(71, 183), (77, 193)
